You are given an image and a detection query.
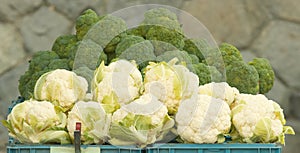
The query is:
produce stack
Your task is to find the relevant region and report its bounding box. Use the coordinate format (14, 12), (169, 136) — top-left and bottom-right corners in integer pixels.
(3, 7), (295, 148)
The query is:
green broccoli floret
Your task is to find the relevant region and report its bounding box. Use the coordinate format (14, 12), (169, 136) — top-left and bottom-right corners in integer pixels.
(115, 35), (145, 56)
(225, 61), (259, 94)
(71, 39), (107, 70)
(144, 8), (178, 21)
(156, 50), (193, 64)
(248, 58), (275, 94)
(28, 51), (59, 72)
(115, 35), (156, 69)
(103, 32), (127, 54)
(189, 63), (223, 85)
(75, 9), (100, 40)
(52, 35), (78, 58)
(188, 54), (199, 64)
(219, 43), (243, 66)
(183, 39), (209, 62)
(146, 26), (185, 54)
(142, 8), (182, 33)
(84, 15), (127, 48)
(48, 59), (71, 70)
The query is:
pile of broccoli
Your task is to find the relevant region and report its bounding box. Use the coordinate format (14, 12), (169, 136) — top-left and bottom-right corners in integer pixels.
(18, 8), (275, 99)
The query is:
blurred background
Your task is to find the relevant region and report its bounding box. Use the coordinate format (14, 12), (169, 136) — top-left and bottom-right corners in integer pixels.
(0, 0), (299, 152)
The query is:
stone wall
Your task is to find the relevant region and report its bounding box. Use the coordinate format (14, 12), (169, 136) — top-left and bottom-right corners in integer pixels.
(0, 0), (299, 152)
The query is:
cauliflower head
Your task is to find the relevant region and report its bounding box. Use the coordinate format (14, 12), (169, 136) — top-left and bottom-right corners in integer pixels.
(3, 99), (70, 144)
(176, 94), (231, 143)
(92, 60), (143, 113)
(144, 58), (199, 115)
(199, 82), (239, 105)
(34, 69), (88, 112)
(231, 94), (295, 144)
(67, 101), (111, 144)
(109, 93), (174, 147)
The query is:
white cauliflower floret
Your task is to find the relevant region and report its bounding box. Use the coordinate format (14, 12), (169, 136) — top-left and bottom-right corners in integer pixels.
(231, 94), (294, 144)
(109, 93), (174, 147)
(144, 59), (199, 115)
(92, 60), (143, 113)
(34, 69), (88, 111)
(176, 94), (231, 143)
(199, 82), (239, 105)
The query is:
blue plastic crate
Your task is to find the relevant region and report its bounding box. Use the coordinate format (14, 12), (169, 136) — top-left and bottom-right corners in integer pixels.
(7, 144), (144, 153)
(146, 143), (281, 153)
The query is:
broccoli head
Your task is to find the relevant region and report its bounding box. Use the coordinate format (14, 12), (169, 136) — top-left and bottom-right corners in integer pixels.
(103, 32), (127, 54)
(115, 37), (156, 70)
(146, 26), (185, 54)
(84, 15), (127, 48)
(28, 51), (59, 72)
(115, 35), (145, 56)
(225, 61), (259, 94)
(144, 8), (178, 21)
(71, 39), (107, 70)
(248, 58), (275, 94)
(156, 50), (193, 64)
(75, 9), (100, 40)
(142, 8), (182, 33)
(188, 54), (199, 64)
(183, 38), (209, 62)
(52, 35), (78, 58)
(219, 43), (243, 66)
(48, 59), (71, 70)
(189, 63), (223, 85)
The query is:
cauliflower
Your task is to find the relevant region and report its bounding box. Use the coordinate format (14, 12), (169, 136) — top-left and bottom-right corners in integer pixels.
(231, 94), (295, 144)
(3, 99), (70, 144)
(143, 58), (199, 115)
(34, 69), (88, 112)
(109, 93), (174, 147)
(92, 60), (143, 113)
(67, 101), (111, 144)
(176, 94), (231, 143)
(198, 82), (239, 105)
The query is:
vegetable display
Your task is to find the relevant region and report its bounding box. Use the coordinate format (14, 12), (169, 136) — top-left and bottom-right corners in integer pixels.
(4, 6), (295, 148)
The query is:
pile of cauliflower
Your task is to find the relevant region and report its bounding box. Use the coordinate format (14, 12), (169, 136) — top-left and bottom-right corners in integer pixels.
(4, 58), (294, 147)
(3, 7), (295, 147)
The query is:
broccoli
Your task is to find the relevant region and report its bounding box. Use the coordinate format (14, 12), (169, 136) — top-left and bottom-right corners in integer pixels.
(156, 50), (193, 64)
(48, 59), (71, 70)
(183, 38), (209, 62)
(84, 15), (127, 48)
(144, 8), (178, 21)
(115, 35), (145, 56)
(75, 9), (100, 40)
(248, 58), (275, 94)
(225, 61), (259, 94)
(72, 39), (107, 70)
(142, 8), (182, 33)
(28, 51), (59, 72)
(52, 35), (78, 59)
(146, 26), (185, 54)
(219, 43), (243, 66)
(115, 36), (156, 70)
(188, 54), (199, 64)
(103, 32), (127, 54)
(189, 63), (223, 85)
